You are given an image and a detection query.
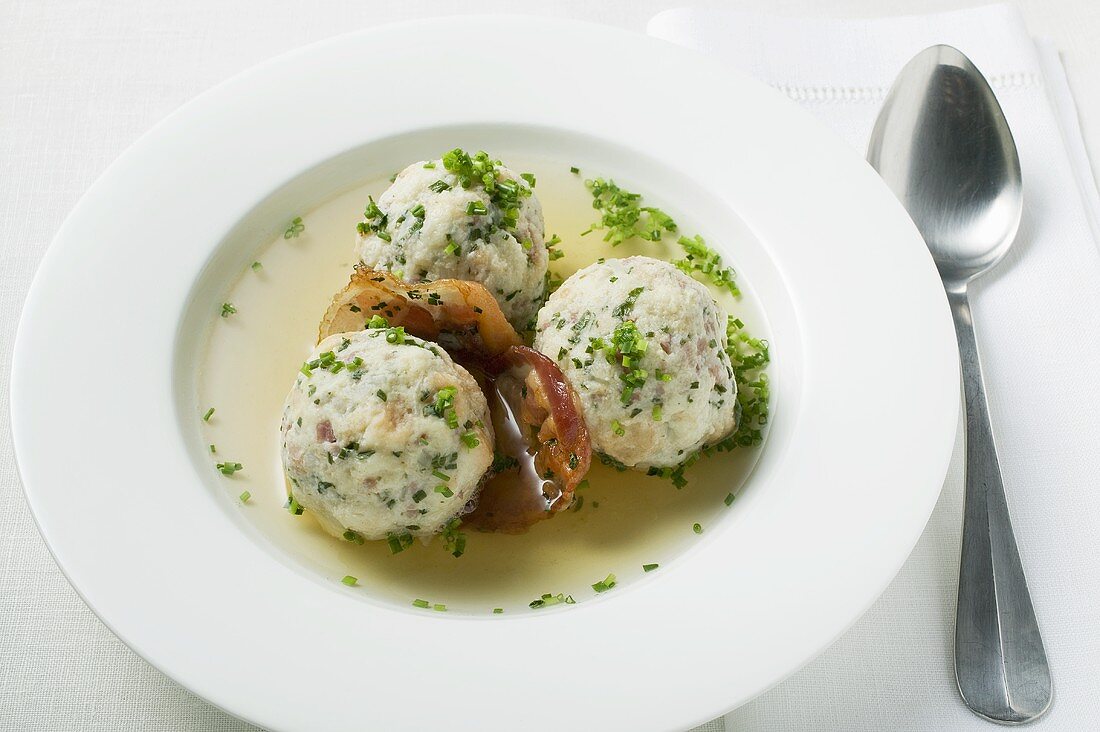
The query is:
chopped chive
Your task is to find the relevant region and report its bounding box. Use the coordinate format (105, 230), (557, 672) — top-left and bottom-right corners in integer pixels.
(465, 200), (488, 216)
(592, 573), (617, 593)
(724, 492), (736, 506)
(652, 404), (663, 421)
(423, 161), (436, 169)
(250, 261), (263, 272)
(220, 302), (237, 318)
(433, 603), (447, 612)
(376, 389), (387, 402)
(412, 489), (427, 503)
(643, 563), (659, 572)
(692, 522), (703, 534)
(434, 484), (454, 497)
(583, 178), (676, 245)
(283, 216), (305, 239)
(529, 592), (574, 609)
(342, 529), (365, 545)
(444, 240), (461, 256)
(387, 533), (413, 554)
(520, 172), (536, 187)
(429, 179), (451, 193)
(216, 462), (243, 476)
(341, 575), (358, 586)
(675, 234), (740, 296)
(286, 496), (304, 515)
(492, 607), (504, 614)
(412, 598), (430, 609)
(570, 166), (580, 174)
(202, 407), (215, 422)
(460, 431), (480, 449)
(238, 491), (251, 503)
(611, 420), (625, 436)
(208, 444), (216, 453)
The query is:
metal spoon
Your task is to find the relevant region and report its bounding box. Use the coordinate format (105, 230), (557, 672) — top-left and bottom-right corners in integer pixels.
(867, 45), (1052, 724)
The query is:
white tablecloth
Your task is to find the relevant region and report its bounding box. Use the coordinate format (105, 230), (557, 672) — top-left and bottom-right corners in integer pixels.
(3, 1), (1100, 730)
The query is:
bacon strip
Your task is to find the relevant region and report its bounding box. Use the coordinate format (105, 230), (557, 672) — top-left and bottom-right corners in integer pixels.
(318, 267), (522, 356)
(487, 346), (592, 501)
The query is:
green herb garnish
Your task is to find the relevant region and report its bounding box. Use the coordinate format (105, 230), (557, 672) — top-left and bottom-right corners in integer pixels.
(387, 532), (414, 554)
(283, 216), (305, 239)
(216, 462), (243, 476)
(220, 302), (237, 318)
(491, 453), (519, 472)
(428, 386), (459, 428)
(341, 575), (358, 586)
(675, 234), (740, 296)
(357, 197), (389, 240)
(610, 320), (648, 405)
(441, 148), (532, 231)
(529, 592), (575, 609)
(441, 517), (466, 558)
(591, 573), (617, 593)
(583, 178), (677, 245)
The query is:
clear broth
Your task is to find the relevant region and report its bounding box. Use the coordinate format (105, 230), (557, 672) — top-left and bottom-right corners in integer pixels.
(197, 155), (770, 614)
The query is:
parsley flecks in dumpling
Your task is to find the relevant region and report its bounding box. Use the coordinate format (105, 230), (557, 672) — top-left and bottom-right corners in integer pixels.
(356, 149), (547, 329)
(280, 329), (494, 544)
(534, 256), (737, 469)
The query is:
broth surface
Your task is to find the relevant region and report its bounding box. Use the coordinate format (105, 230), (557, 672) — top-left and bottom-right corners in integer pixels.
(197, 155), (770, 613)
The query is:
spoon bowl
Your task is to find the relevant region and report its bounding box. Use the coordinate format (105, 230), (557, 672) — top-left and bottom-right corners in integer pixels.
(867, 45), (1022, 287)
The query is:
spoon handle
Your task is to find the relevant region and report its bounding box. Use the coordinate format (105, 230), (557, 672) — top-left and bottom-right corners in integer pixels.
(948, 288), (1052, 724)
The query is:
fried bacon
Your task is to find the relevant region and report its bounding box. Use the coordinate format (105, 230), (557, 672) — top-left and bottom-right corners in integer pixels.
(318, 267), (521, 356)
(487, 346), (592, 502)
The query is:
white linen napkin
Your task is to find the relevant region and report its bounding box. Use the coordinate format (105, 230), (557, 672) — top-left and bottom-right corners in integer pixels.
(649, 4), (1100, 731)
